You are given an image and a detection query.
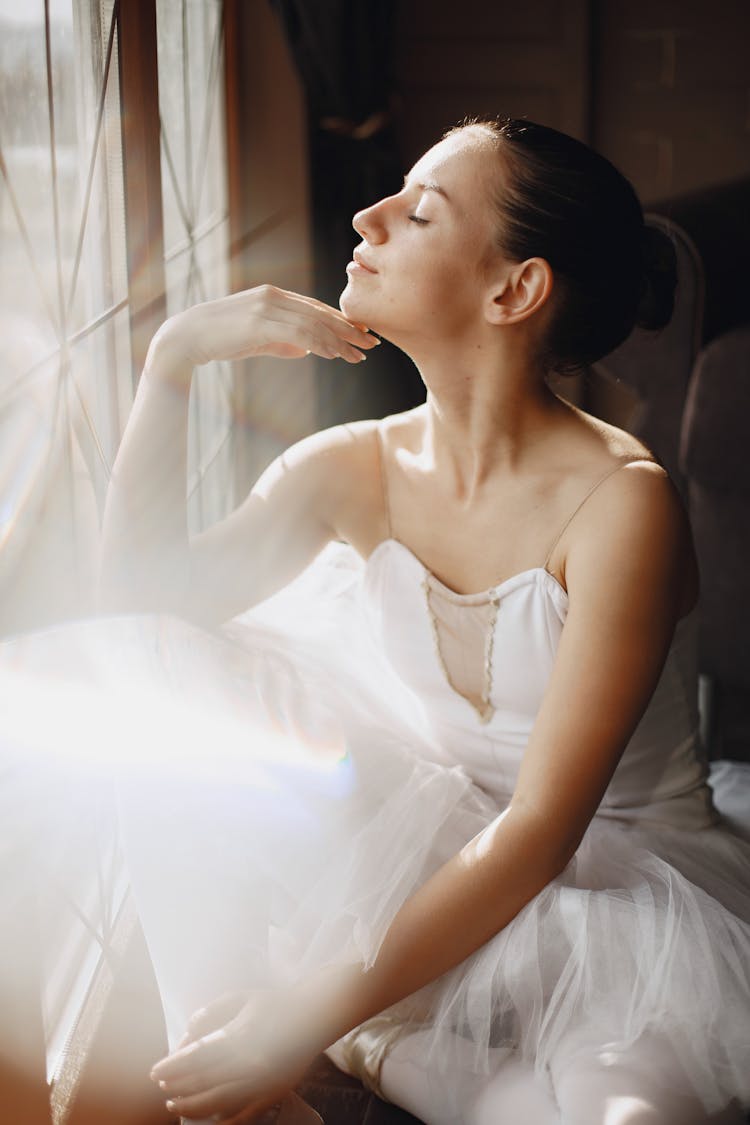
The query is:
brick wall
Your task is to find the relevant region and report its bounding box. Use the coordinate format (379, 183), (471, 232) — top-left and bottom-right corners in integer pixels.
(593, 0), (750, 205)
(393, 0), (750, 204)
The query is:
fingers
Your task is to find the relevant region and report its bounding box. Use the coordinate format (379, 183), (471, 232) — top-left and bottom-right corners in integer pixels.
(310, 324), (381, 364)
(286, 314), (377, 364)
(265, 343), (313, 360)
(192, 994), (250, 1035)
(152, 1029), (236, 1089)
(159, 1062), (299, 1121)
(266, 289), (380, 363)
(180, 993), (250, 1046)
(258, 311), (370, 364)
(288, 290), (371, 332)
(162, 284), (379, 366)
(302, 303), (380, 353)
(162, 1077), (267, 1120)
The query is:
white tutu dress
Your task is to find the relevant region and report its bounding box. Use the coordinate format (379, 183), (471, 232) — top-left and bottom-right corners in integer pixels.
(3, 481), (750, 1121)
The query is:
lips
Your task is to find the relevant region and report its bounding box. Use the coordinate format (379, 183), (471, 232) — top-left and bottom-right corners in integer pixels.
(352, 250), (377, 273)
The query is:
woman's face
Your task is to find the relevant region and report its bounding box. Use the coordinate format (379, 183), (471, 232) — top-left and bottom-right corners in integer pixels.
(339, 129), (505, 345)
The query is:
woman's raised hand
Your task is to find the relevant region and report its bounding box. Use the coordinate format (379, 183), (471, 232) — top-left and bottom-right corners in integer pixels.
(101, 285), (379, 619)
(158, 284), (380, 368)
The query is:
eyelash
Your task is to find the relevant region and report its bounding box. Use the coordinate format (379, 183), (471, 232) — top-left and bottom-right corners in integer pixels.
(408, 215), (429, 225)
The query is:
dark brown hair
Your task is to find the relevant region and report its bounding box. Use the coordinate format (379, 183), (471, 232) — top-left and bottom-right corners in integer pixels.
(449, 117), (677, 376)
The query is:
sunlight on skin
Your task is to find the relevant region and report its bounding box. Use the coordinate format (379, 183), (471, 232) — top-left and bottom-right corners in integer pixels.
(460, 805), (511, 866)
(604, 1095), (660, 1124)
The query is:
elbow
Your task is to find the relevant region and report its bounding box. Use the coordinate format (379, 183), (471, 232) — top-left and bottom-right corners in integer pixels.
(506, 799), (584, 881)
(551, 836), (580, 877)
(538, 836), (578, 886)
(544, 813), (587, 875)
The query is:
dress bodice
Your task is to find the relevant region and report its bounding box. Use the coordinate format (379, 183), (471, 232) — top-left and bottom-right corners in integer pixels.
(363, 537), (717, 829)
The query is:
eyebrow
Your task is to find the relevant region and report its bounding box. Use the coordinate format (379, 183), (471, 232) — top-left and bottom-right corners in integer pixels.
(402, 175), (452, 203)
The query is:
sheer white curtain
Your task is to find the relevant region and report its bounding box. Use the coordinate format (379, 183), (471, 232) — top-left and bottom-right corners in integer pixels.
(0, 0), (133, 1091)
(157, 0), (235, 533)
(0, 0), (129, 639)
(0, 0), (236, 1095)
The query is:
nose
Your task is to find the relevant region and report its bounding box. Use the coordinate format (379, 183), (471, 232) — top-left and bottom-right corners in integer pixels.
(352, 194), (391, 243)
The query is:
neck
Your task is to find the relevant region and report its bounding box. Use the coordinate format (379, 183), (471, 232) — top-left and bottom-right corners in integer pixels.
(411, 338), (564, 501)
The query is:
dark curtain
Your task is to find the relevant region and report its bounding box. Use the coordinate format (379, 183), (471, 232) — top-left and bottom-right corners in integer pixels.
(269, 0), (425, 427)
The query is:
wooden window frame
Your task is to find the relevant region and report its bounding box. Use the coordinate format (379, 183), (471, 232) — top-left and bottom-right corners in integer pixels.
(118, 0), (167, 389)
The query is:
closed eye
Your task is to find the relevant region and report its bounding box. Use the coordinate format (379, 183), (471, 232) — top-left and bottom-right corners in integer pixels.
(408, 215), (429, 225)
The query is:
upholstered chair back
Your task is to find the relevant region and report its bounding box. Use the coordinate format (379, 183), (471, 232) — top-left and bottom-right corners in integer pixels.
(593, 214), (705, 495)
(680, 325), (750, 760)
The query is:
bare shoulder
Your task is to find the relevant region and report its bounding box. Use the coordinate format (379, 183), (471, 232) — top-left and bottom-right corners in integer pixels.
(281, 407), (422, 465)
(258, 420), (380, 520)
(566, 452), (696, 615)
(553, 404), (682, 520)
(550, 403), (697, 613)
(560, 401), (657, 465)
(560, 456), (689, 573)
(373, 405), (426, 448)
(563, 404), (677, 511)
(274, 417), (374, 463)
(262, 410), (422, 550)
(310, 407), (426, 483)
(590, 457), (683, 532)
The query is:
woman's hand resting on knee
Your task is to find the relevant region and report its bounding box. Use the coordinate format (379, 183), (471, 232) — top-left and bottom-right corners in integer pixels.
(150, 987), (323, 1123)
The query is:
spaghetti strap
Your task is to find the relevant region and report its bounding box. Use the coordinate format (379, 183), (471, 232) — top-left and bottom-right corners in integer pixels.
(374, 422), (393, 540)
(542, 458), (656, 570)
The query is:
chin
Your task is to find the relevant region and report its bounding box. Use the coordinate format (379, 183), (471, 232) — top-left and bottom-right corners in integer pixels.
(338, 283), (362, 320)
(339, 280), (386, 333)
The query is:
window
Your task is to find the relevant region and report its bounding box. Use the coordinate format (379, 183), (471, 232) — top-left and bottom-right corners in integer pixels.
(0, 0), (236, 1108)
(156, 0), (235, 531)
(0, 0), (135, 1095)
(1, 3), (317, 1114)
(0, 0), (130, 637)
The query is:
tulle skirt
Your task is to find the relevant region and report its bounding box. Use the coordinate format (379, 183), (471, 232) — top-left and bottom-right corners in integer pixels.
(3, 546), (750, 1120)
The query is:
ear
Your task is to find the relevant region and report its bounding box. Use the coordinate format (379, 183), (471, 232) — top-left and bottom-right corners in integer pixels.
(484, 258), (554, 326)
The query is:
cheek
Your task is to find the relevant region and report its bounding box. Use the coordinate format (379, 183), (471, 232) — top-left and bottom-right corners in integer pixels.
(410, 264), (479, 327)
(340, 255), (478, 332)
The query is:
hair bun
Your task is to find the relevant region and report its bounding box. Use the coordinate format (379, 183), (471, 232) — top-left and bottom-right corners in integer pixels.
(635, 224), (678, 331)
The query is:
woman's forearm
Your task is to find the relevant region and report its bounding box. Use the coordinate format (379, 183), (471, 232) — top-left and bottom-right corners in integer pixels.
(100, 316), (196, 612)
(99, 290), (376, 616)
(298, 803), (572, 1054)
(150, 808), (572, 1119)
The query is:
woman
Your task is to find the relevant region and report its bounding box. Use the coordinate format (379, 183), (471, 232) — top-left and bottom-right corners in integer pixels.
(101, 119), (750, 1124)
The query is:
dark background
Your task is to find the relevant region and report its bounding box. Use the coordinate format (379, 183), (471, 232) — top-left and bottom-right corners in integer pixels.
(240, 0), (750, 432)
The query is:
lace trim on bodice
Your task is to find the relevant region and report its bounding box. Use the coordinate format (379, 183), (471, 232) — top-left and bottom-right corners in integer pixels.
(366, 537), (569, 723)
(372, 421), (665, 720)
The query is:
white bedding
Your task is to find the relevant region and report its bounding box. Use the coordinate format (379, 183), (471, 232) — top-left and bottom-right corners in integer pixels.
(709, 759), (750, 840)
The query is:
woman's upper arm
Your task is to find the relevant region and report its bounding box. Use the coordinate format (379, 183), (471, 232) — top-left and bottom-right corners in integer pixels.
(511, 461), (695, 862)
(184, 423), (371, 625)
